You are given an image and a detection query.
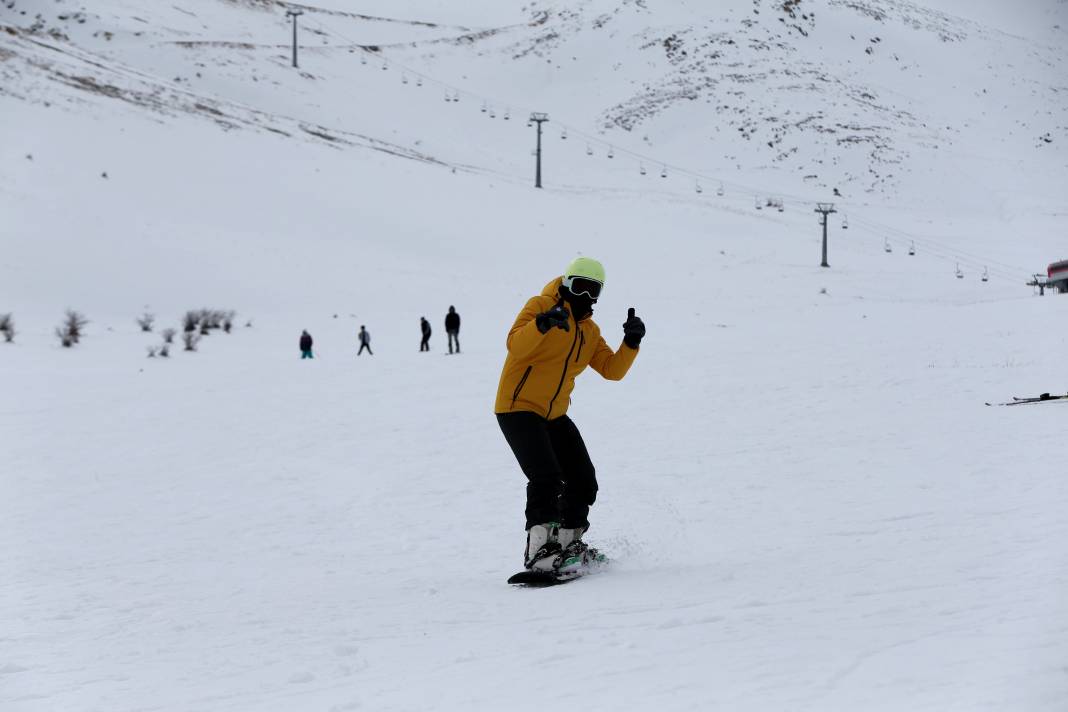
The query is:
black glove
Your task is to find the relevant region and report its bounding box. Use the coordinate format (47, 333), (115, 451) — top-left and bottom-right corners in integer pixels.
(623, 307), (645, 349)
(536, 304), (570, 334)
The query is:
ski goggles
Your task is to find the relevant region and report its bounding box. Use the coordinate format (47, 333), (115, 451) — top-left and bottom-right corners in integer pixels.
(562, 275), (603, 300)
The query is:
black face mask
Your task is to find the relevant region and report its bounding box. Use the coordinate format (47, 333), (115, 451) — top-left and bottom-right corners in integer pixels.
(559, 285), (595, 321)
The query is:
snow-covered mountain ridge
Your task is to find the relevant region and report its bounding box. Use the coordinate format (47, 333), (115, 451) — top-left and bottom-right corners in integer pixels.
(3, 0), (1066, 205)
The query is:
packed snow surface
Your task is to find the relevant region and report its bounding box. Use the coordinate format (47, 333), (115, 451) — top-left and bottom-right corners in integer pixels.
(2, 0), (1066, 710)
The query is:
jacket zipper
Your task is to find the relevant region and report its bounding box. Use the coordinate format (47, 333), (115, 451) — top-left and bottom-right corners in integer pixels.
(546, 321), (580, 419)
(510, 365), (533, 410)
(574, 331), (585, 363)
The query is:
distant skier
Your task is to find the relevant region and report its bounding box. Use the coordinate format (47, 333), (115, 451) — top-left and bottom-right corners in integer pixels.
(445, 306), (461, 354)
(420, 317), (431, 352)
(494, 257), (645, 573)
(357, 325), (373, 356)
(299, 329), (313, 359)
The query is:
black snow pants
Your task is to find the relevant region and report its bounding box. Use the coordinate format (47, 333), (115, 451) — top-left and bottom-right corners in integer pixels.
(496, 411), (598, 531)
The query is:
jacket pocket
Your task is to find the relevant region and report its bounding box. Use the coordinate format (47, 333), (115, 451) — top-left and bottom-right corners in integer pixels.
(510, 365), (533, 409)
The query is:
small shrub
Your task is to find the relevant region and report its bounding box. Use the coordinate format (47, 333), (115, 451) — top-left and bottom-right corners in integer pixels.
(183, 310), (199, 332)
(207, 309), (230, 330)
(137, 312), (155, 332)
(223, 310), (235, 333)
(161, 327), (176, 344)
(146, 345), (158, 358)
(55, 310), (87, 347)
(0, 313), (14, 343)
(182, 331), (200, 351)
(64, 309), (88, 343)
(159, 343), (170, 358)
(55, 326), (74, 347)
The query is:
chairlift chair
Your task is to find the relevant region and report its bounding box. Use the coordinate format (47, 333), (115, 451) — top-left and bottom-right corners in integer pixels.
(908, 241), (915, 256)
(608, 147), (615, 159)
(402, 74), (408, 84)
(884, 239), (892, 254)
(639, 163), (647, 176)
(841, 215), (849, 230)
(416, 77), (423, 87)
(755, 196), (763, 210)
(981, 267), (989, 282)
(660, 166), (668, 178)
(560, 129), (568, 140)
(586, 144), (593, 156)
(716, 183), (725, 197)
(696, 181), (703, 194)
(955, 264), (964, 279)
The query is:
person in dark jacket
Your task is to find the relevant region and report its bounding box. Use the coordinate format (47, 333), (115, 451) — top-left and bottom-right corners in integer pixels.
(357, 325), (373, 356)
(445, 306), (461, 354)
(299, 330), (313, 359)
(420, 317), (432, 352)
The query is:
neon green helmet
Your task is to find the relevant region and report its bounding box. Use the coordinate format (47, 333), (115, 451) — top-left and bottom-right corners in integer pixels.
(564, 256), (605, 283)
(562, 256), (605, 300)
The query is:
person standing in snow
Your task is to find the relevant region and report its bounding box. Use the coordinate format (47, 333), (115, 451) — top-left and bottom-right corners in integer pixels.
(419, 317), (432, 352)
(299, 330), (313, 359)
(494, 257), (645, 573)
(445, 306), (461, 354)
(357, 325), (373, 356)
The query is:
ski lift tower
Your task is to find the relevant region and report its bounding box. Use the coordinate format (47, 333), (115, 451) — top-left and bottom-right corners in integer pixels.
(286, 8), (304, 68)
(528, 112), (549, 189)
(815, 203), (837, 268)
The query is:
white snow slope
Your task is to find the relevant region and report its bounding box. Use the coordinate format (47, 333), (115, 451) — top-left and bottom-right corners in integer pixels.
(2, 1), (1067, 710)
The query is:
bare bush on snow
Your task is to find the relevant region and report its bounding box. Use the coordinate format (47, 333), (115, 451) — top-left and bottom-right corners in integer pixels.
(0, 313), (14, 343)
(56, 310), (88, 348)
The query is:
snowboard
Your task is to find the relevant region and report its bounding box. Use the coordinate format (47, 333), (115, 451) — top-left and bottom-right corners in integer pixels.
(507, 569), (582, 587)
(507, 559), (607, 587)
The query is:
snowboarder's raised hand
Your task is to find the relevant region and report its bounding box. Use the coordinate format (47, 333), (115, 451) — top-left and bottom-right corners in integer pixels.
(536, 304), (570, 333)
(622, 307), (645, 349)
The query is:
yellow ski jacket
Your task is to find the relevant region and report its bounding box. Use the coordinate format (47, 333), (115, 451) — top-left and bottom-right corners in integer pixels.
(494, 278), (639, 419)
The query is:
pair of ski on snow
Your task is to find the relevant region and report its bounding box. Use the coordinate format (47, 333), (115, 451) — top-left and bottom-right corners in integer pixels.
(985, 392), (1068, 407)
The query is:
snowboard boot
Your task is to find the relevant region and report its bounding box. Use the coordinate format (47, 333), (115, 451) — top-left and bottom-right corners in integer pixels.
(525, 522), (562, 571)
(556, 527), (605, 574)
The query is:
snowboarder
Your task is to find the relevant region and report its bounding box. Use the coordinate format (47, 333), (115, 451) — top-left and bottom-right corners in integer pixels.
(494, 257), (645, 574)
(357, 325), (373, 356)
(299, 330), (313, 359)
(419, 317), (431, 352)
(445, 306), (461, 354)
